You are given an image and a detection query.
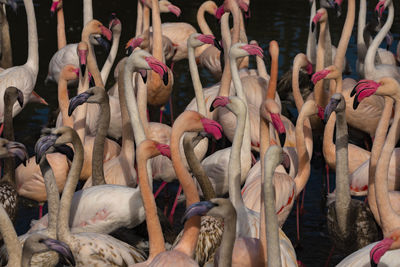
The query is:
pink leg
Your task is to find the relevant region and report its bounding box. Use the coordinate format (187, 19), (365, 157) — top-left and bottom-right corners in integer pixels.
(159, 107), (163, 123)
(39, 203), (44, 219)
(164, 185), (170, 216)
(170, 61), (175, 73)
(325, 164), (330, 194)
(251, 153), (257, 165)
(154, 181), (168, 199)
(324, 245), (335, 267)
(297, 260), (306, 267)
(169, 96), (174, 124)
(296, 196), (301, 242)
(300, 187), (306, 216)
(0, 123), (3, 136)
(168, 184), (182, 224)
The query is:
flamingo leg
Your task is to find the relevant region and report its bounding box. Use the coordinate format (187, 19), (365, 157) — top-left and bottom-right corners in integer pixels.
(169, 95), (174, 124)
(159, 106), (164, 123)
(296, 196), (301, 243)
(300, 186), (306, 216)
(168, 184), (182, 224)
(154, 181), (168, 199)
(38, 202), (44, 219)
(324, 245), (335, 267)
(0, 123), (3, 136)
(325, 164), (330, 194)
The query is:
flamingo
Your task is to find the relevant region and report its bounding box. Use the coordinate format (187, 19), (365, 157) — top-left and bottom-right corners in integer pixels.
(324, 93), (381, 252)
(0, 0), (15, 69)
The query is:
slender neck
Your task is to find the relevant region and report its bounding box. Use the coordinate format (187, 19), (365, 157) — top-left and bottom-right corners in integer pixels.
(365, 1), (394, 78)
(82, 28), (104, 88)
(306, 0), (317, 64)
(217, 206), (236, 267)
(39, 155), (59, 238)
(101, 25), (121, 84)
(334, 75), (343, 94)
(0, 205), (21, 267)
(24, 0), (39, 74)
(57, 132), (84, 244)
(117, 59), (135, 157)
(292, 55), (306, 111)
(137, 151), (165, 261)
(91, 92), (110, 186)
(136, 0), (143, 36)
(368, 97), (393, 226)
(188, 43), (206, 116)
(83, 0), (92, 27)
(136, 74), (150, 135)
(74, 66), (89, 142)
(266, 53), (278, 100)
(197, 4), (213, 35)
(151, 0), (162, 60)
(375, 100), (400, 235)
(335, 106), (351, 236)
(3, 94), (15, 184)
(183, 133), (215, 200)
(237, 12), (248, 70)
(58, 77), (74, 128)
(323, 112), (336, 168)
(315, 20), (328, 107)
(357, 0), (367, 59)
(171, 115), (200, 257)
(256, 51), (269, 80)
(294, 109), (311, 194)
(0, 8), (12, 68)
(57, 4), (66, 49)
(263, 151), (282, 267)
(143, 6), (150, 32)
(333, 0), (355, 71)
(218, 13), (233, 97)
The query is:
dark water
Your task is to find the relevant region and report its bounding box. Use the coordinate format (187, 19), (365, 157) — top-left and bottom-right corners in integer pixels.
(6, 0), (400, 266)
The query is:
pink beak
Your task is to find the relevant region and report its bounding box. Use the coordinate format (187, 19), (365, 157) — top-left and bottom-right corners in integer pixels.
(50, 1), (59, 14)
(241, 44), (264, 58)
(156, 143), (171, 158)
(100, 26), (112, 41)
(270, 113), (285, 134)
(168, 4), (181, 17)
(370, 238), (394, 266)
(200, 118), (223, 140)
(311, 69), (330, 84)
(145, 56), (169, 85)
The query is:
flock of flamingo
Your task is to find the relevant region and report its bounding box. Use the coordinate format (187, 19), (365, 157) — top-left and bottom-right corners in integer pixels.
(0, 0), (399, 265)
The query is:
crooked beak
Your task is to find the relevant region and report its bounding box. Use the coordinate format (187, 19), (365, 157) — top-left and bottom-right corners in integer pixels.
(145, 57), (169, 86)
(200, 118), (223, 140)
(35, 134), (58, 164)
(6, 141), (28, 166)
(370, 238), (394, 267)
(41, 238), (76, 266)
(68, 91), (92, 116)
(168, 4), (181, 17)
(181, 201), (217, 224)
(324, 98), (339, 123)
(50, 1), (58, 17)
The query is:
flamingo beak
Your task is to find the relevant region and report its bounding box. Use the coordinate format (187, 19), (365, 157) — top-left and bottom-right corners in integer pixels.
(370, 238), (394, 267)
(210, 96), (230, 112)
(50, 1), (59, 17)
(68, 91), (92, 116)
(156, 143), (171, 158)
(35, 134), (58, 164)
(41, 238), (76, 266)
(200, 118), (223, 140)
(167, 4), (181, 17)
(181, 201), (217, 223)
(6, 141), (28, 166)
(78, 50), (87, 82)
(145, 57), (169, 86)
(16, 89), (24, 107)
(324, 98), (340, 123)
(100, 26), (112, 41)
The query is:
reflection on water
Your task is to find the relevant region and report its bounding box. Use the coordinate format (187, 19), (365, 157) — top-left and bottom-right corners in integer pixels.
(6, 0), (400, 266)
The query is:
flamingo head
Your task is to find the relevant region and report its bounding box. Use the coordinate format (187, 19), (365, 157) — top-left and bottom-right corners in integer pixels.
(144, 56), (169, 86)
(375, 1), (386, 19)
(35, 133), (74, 164)
(156, 143), (171, 159)
(229, 43), (263, 60)
(68, 87), (108, 116)
(5, 86), (24, 108)
(50, 0), (60, 17)
(351, 79), (380, 109)
(195, 34), (223, 51)
(166, 3), (181, 17)
(238, 0), (251, 19)
(305, 60), (313, 75)
(311, 69), (330, 84)
(182, 201), (218, 223)
(311, 65), (340, 84)
(324, 93), (345, 123)
(108, 13), (121, 30)
(77, 42), (88, 80)
(215, 5), (226, 20)
(270, 113), (286, 145)
(200, 118), (223, 140)
(0, 139), (28, 166)
(327, 0), (343, 17)
(210, 96), (230, 112)
(370, 229), (400, 267)
(125, 37), (144, 56)
(311, 8), (327, 32)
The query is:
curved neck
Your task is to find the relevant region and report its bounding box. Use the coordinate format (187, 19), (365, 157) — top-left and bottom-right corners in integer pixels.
(334, 75), (343, 94)
(238, 12), (248, 70)
(323, 112), (335, 168)
(0, 205), (20, 267)
(74, 67), (89, 142)
(57, 4), (66, 49)
(217, 205), (236, 267)
(315, 20), (328, 107)
(197, 4), (213, 35)
(256, 53), (269, 80)
(357, 0), (366, 60)
(263, 151), (282, 267)
(294, 109), (311, 194)
(136, 74), (150, 136)
(171, 115), (200, 257)
(365, 1), (394, 78)
(292, 55), (305, 111)
(101, 26), (121, 84)
(3, 94), (15, 184)
(83, 0), (92, 27)
(306, 0), (317, 64)
(82, 29), (104, 88)
(57, 132), (84, 244)
(136, 0), (143, 36)
(218, 13), (233, 97)
(58, 77), (74, 128)
(24, 0), (39, 73)
(39, 156), (59, 238)
(334, 107), (351, 236)
(266, 52), (278, 100)
(333, 0), (355, 71)
(91, 92), (110, 186)
(375, 100), (400, 235)
(137, 151), (165, 261)
(368, 97), (393, 226)
(188, 44), (206, 116)
(0, 7), (12, 68)
(183, 133), (215, 200)
(151, 0), (163, 60)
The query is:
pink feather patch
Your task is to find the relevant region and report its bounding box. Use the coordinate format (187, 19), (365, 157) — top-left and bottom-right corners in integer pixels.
(311, 69), (330, 84)
(370, 238), (394, 265)
(215, 5), (225, 19)
(200, 118), (223, 140)
(168, 4), (181, 17)
(197, 34), (216, 45)
(270, 113), (285, 134)
(317, 105), (324, 120)
(212, 96), (230, 108)
(238, 1), (249, 12)
(241, 44), (264, 58)
(156, 143), (171, 158)
(145, 57), (168, 77)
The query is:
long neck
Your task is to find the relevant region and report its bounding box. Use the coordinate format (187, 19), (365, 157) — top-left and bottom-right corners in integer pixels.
(3, 95), (15, 184)
(151, 0), (163, 60)
(294, 109), (311, 194)
(136, 74), (151, 135)
(334, 75), (343, 94)
(266, 51), (278, 100)
(188, 43), (206, 116)
(82, 30), (104, 88)
(0, 205), (20, 267)
(58, 77), (74, 128)
(315, 20), (328, 107)
(365, 1), (394, 78)
(263, 152), (282, 267)
(217, 206), (236, 267)
(143, 6), (150, 32)
(24, 0), (39, 74)
(375, 100), (400, 235)
(101, 26), (121, 84)
(237, 12), (248, 70)
(197, 4), (213, 35)
(368, 96), (393, 226)
(136, 0), (143, 36)
(39, 156), (59, 238)
(171, 118), (200, 257)
(183, 133), (215, 200)
(292, 55), (306, 111)
(91, 93), (110, 186)
(137, 152), (165, 261)
(74, 67), (89, 142)
(117, 59), (135, 158)
(333, 0), (355, 72)
(57, 4), (66, 49)
(335, 107), (351, 236)
(306, 0), (317, 64)
(83, 0), (92, 27)
(123, 59), (152, 180)
(323, 112), (336, 169)
(357, 0), (367, 61)
(57, 133), (84, 244)
(0, 7), (12, 68)
(218, 13), (233, 97)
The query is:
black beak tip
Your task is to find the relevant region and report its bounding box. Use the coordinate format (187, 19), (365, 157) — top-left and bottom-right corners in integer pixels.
(126, 46), (133, 56)
(50, 10), (55, 17)
(80, 64), (86, 78)
(350, 86), (357, 97)
(89, 76), (95, 87)
(279, 132), (286, 146)
(214, 39), (223, 52)
(162, 72), (169, 86)
(311, 22), (315, 32)
(353, 99), (360, 110)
